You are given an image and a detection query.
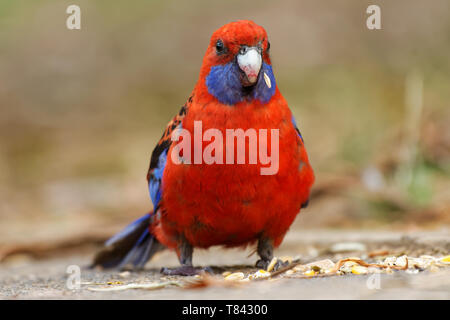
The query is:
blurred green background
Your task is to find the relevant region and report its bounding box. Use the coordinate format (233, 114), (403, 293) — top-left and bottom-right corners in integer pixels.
(0, 0), (449, 246)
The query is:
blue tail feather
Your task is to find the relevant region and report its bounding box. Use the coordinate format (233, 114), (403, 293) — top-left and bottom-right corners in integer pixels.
(105, 214), (151, 247)
(92, 212), (165, 269)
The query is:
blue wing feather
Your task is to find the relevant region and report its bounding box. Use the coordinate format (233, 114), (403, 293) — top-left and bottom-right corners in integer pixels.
(148, 149), (167, 208)
(147, 102), (189, 210)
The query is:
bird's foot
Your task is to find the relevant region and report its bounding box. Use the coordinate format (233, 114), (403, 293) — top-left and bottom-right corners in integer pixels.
(272, 259), (290, 271)
(255, 258), (289, 271)
(160, 266), (213, 276)
(255, 259), (270, 270)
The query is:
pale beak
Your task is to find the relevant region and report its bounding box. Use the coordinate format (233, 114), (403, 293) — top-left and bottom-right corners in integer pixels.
(237, 47), (262, 86)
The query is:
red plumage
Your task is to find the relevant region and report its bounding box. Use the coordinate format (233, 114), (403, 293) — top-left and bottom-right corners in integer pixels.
(93, 20), (314, 272)
(153, 21), (314, 252)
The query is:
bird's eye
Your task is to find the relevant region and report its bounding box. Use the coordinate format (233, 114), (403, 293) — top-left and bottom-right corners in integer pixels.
(267, 41), (271, 52)
(215, 39), (225, 54)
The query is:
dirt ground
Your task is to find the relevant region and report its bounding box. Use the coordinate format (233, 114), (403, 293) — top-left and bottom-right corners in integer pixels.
(1, 229), (449, 300)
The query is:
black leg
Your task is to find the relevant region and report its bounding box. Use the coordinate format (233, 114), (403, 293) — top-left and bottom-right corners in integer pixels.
(178, 236), (193, 266)
(255, 237), (274, 269)
(160, 236), (212, 276)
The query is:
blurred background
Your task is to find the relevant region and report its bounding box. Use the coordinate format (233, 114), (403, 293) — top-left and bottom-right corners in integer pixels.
(0, 0), (449, 258)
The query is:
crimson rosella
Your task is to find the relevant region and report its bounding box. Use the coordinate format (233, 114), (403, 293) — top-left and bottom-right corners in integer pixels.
(93, 20), (314, 275)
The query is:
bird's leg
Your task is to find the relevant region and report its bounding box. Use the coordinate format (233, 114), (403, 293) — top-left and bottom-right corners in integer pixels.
(178, 236), (193, 266)
(255, 237), (274, 269)
(160, 235), (212, 276)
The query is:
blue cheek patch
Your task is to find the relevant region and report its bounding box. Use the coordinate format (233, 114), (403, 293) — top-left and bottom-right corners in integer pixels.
(206, 63), (243, 105)
(148, 149), (167, 208)
(206, 62), (276, 105)
(252, 64), (276, 104)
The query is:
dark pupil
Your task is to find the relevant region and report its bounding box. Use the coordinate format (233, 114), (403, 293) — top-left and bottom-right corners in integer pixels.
(216, 40), (224, 53)
(267, 42), (270, 51)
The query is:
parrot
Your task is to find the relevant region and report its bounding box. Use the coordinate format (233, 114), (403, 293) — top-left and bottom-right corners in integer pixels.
(92, 20), (314, 275)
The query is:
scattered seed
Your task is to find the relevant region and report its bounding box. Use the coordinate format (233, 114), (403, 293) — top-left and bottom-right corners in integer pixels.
(264, 72), (271, 88)
(266, 258), (278, 272)
(285, 270), (295, 275)
(311, 265), (321, 273)
(395, 255), (408, 268)
(279, 256), (293, 264)
(304, 270), (316, 276)
(306, 259), (335, 271)
(224, 272), (245, 281)
(249, 270), (270, 280)
(340, 261), (358, 273)
(383, 256), (397, 266)
(406, 269), (419, 274)
(293, 265), (307, 273)
(351, 265), (368, 275)
(440, 255), (450, 264)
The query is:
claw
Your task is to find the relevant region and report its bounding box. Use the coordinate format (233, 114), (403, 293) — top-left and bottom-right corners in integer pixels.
(255, 259), (270, 270)
(273, 259), (289, 271)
